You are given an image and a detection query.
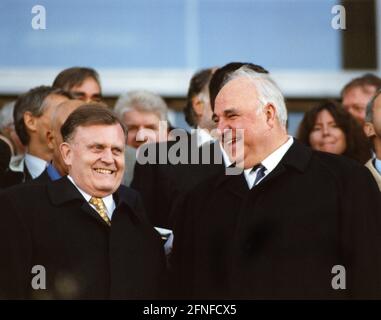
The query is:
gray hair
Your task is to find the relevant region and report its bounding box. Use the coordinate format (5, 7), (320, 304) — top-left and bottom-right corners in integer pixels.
(0, 101), (15, 131)
(223, 66), (288, 127)
(114, 90), (168, 121)
(365, 89), (381, 123)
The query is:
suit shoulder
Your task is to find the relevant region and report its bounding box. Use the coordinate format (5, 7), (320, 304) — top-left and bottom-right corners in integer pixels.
(0, 181), (46, 199)
(310, 150), (372, 181)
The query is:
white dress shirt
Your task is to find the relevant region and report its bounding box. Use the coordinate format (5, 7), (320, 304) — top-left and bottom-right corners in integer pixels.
(244, 136), (294, 189)
(67, 175), (116, 220)
(24, 153), (47, 178)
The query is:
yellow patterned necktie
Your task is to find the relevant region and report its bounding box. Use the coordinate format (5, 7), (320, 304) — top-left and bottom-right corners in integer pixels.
(89, 197), (111, 226)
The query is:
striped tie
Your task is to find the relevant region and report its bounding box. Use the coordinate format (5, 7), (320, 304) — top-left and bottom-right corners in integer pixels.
(252, 164), (266, 187)
(89, 197), (111, 226)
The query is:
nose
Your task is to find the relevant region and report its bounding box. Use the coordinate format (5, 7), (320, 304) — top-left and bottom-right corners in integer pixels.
(100, 148), (114, 164)
(322, 125), (330, 136)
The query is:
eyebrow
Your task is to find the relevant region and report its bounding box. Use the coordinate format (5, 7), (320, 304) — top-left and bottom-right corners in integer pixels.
(89, 142), (124, 150)
(223, 108), (239, 116)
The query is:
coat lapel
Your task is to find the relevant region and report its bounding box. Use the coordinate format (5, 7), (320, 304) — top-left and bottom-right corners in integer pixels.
(250, 139), (312, 192)
(47, 176), (110, 227)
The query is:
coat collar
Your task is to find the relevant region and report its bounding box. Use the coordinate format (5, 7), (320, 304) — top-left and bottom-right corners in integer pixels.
(214, 139), (312, 196)
(47, 176), (138, 222)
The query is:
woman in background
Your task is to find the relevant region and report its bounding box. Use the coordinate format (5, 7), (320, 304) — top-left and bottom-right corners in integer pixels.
(297, 100), (372, 164)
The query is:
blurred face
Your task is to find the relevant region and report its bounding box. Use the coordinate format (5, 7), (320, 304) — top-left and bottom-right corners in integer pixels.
(366, 94), (381, 140)
(309, 109), (347, 155)
(372, 95), (381, 137)
(60, 124), (125, 198)
(70, 77), (102, 102)
(35, 94), (68, 150)
(213, 77), (273, 169)
(195, 90), (216, 131)
(48, 101), (84, 175)
(342, 86), (376, 124)
(122, 109), (163, 148)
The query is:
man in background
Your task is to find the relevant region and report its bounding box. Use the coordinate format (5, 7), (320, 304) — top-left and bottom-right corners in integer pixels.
(0, 101), (25, 158)
(341, 74), (381, 125)
(35, 99), (87, 183)
(53, 67), (102, 103)
(114, 90), (170, 186)
(131, 68), (227, 229)
(364, 89), (381, 190)
(2, 86), (70, 187)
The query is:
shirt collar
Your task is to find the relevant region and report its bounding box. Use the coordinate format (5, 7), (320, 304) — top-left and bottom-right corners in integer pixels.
(243, 136), (294, 188)
(24, 153), (47, 178)
(260, 136), (294, 174)
(66, 175), (115, 217)
(46, 163), (62, 181)
(375, 158), (381, 175)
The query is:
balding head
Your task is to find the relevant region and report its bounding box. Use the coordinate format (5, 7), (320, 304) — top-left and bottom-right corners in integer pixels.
(47, 99), (86, 176)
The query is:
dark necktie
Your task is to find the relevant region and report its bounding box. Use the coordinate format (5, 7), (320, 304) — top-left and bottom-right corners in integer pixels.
(252, 164), (266, 187)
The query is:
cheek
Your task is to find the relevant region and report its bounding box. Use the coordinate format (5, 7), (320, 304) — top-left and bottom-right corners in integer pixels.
(336, 131), (347, 151)
(127, 130), (137, 142)
(308, 132), (320, 147)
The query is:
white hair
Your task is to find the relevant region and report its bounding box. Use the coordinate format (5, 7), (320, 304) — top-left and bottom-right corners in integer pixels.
(0, 101), (15, 131)
(114, 90), (168, 121)
(224, 66), (288, 127)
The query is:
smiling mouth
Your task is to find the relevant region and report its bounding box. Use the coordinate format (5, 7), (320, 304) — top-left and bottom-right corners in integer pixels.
(93, 168), (115, 175)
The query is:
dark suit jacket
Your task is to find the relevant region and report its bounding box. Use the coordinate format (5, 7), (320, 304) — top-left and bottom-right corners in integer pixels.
(0, 158), (32, 189)
(171, 140), (381, 299)
(0, 139), (11, 187)
(32, 168), (51, 184)
(131, 137), (226, 229)
(0, 176), (165, 299)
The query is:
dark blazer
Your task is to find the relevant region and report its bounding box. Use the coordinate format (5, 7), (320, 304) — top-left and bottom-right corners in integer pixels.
(32, 168), (52, 184)
(0, 176), (166, 299)
(0, 159), (32, 189)
(131, 137), (226, 229)
(0, 139), (11, 187)
(171, 140), (381, 299)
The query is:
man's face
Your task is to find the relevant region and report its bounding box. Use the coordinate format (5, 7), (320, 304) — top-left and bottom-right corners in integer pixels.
(48, 101), (84, 175)
(36, 94), (68, 148)
(369, 95), (381, 138)
(197, 90), (216, 131)
(122, 109), (162, 148)
(61, 124), (125, 198)
(213, 77), (271, 168)
(70, 77), (102, 102)
(342, 86), (376, 124)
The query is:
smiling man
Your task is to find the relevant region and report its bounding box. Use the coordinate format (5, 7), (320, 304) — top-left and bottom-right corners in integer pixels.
(171, 62), (381, 299)
(0, 105), (165, 299)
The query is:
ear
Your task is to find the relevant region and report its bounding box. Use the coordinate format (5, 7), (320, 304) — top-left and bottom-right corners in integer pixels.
(264, 103), (277, 126)
(364, 122), (376, 138)
(59, 142), (73, 167)
(192, 95), (204, 117)
(46, 130), (55, 150)
(23, 111), (38, 132)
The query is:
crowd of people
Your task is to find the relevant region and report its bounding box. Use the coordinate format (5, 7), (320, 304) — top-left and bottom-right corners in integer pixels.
(0, 63), (380, 299)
